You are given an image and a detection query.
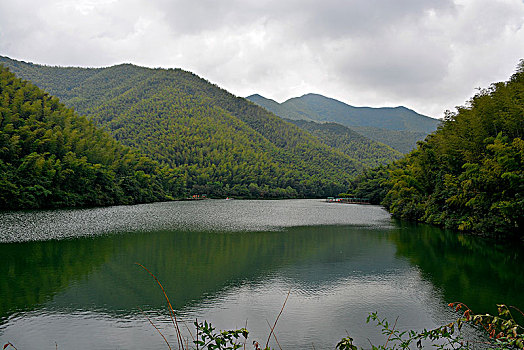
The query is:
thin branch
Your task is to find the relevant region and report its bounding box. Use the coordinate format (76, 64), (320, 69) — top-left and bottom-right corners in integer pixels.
(244, 319), (248, 350)
(446, 335), (458, 350)
(384, 316), (398, 349)
(266, 319), (283, 350)
(136, 263), (184, 350)
(138, 307), (172, 350)
(265, 289), (291, 349)
(3, 343), (18, 350)
(182, 318), (195, 342)
(510, 305), (524, 319)
(196, 318), (199, 350)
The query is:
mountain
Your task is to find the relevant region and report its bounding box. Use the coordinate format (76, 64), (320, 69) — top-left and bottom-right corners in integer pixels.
(0, 65), (184, 209)
(0, 56), (363, 198)
(284, 119), (402, 167)
(246, 93), (440, 153)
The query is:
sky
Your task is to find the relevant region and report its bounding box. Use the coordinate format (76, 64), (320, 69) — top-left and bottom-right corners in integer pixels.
(1, 0), (524, 119)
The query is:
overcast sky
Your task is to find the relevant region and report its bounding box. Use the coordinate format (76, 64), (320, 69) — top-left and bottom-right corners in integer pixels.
(1, 0), (524, 118)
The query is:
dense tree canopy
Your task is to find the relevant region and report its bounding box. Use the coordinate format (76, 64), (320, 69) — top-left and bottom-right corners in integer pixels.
(285, 119), (402, 168)
(349, 126), (430, 154)
(348, 61), (524, 237)
(0, 56), (366, 202)
(0, 65), (185, 209)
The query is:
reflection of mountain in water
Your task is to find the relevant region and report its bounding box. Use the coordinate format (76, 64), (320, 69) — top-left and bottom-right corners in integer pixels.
(48, 226), (400, 314)
(389, 221), (524, 317)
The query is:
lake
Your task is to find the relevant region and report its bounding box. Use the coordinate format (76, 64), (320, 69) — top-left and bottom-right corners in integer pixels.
(0, 199), (523, 349)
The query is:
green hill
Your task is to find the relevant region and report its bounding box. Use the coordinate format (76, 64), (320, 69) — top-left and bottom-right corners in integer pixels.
(0, 65), (184, 209)
(0, 56), (363, 198)
(350, 61), (524, 237)
(247, 93), (440, 153)
(349, 126), (430, 154)
(285, 119), (402, 167)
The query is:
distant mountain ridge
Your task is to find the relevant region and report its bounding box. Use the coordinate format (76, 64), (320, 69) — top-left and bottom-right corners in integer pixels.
(247, 93), (440, 153)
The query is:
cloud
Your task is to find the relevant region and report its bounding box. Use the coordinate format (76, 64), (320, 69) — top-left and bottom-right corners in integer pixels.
(1, 0), (523, 118)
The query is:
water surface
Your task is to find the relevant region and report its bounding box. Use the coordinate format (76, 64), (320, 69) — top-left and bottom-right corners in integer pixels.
(0, 199), (522, 349)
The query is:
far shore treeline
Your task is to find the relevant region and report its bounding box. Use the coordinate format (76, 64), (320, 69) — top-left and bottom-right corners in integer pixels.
(347, 61), (524, 238)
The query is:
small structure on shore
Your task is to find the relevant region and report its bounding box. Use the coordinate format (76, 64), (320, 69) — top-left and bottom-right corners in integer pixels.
(186, 194), (207, 200)
(326, 197), (370, 204)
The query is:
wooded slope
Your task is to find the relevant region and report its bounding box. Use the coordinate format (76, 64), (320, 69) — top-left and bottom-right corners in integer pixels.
(0, 66), (184, 209)
(349, 61), (524, 237)
(285, 119), (402, 167)
(0, 56), (363, 198)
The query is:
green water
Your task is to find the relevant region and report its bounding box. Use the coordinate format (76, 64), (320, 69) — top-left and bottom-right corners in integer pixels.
(0, 200), (522, 349)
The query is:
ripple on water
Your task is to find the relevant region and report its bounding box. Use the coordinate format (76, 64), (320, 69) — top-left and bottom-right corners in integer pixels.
(0, 199), (393, 243)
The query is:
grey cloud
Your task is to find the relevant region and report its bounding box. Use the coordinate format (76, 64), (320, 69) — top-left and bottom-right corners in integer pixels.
(290, 0), (456, 39)
(0, 0), (523, 118)
(150, 0), (457, 41)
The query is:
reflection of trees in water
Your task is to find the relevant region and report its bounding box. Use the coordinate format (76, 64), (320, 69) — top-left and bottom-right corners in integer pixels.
(50, 226), (395, 312)
(0, 236), (114, 320)
(1, 226), (391, 320)
(389, 220), (524, 318)
(3, 221), (521, 325)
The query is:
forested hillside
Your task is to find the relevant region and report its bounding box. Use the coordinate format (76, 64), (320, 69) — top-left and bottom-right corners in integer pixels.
(285, 119), (402, 167)
(349, 126), (429, 154)
(348, 62), (524, 237)
(0, 66), (184, 209)
(247, 93), (440, 153)
(0, 56), (362, 198)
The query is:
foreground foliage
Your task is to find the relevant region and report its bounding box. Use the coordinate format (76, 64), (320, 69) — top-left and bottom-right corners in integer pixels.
(143, 301), (524, 350)
(338, 303), (524, 350)
(194, 321), (248, 350)
(4, 303), (522, 350)
(348, 61), (524, 238)
(185, 303), (524, 350)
